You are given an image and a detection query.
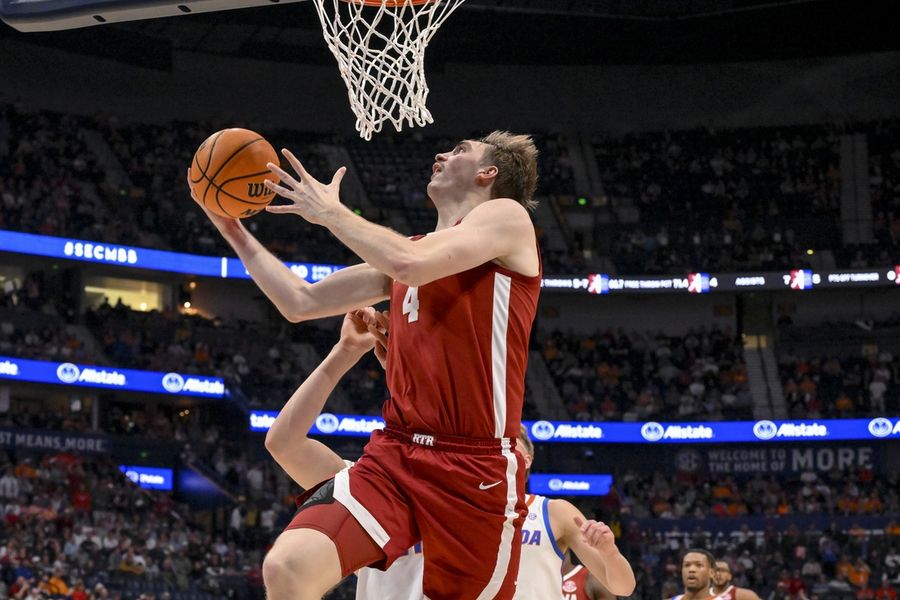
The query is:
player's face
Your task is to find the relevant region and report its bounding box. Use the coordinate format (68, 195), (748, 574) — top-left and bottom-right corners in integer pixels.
(714, 561), (732, 587)
(428, 140), (491, 198)
(682, 553), (711, 593)
(515, 437), (533, 470)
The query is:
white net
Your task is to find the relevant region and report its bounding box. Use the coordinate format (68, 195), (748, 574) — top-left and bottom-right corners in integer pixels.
(311, 0), (465, 140)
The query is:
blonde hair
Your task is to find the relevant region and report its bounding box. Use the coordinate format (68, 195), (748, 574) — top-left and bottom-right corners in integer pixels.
(479, 131), (539, 211)
(518, 424), (534, 458)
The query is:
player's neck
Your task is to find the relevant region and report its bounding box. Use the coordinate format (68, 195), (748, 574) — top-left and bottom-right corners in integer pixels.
(431, 192), (488, 231)
(683, 588), (711, 600)
(712, 585), (728, 595)
(431, 189), (491, 231)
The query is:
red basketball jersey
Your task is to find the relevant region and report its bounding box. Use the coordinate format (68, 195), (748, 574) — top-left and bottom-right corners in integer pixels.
(384, 246), (541, 439)
(562, 565), (591, 600)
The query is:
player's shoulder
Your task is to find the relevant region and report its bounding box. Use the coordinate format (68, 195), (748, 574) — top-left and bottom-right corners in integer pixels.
(465, 197), (533, 225)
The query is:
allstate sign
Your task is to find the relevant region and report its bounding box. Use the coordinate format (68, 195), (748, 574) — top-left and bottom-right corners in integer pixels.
(868, 418), (899, 438)
(753, 420), (778, 440)
(56, 362), (80, 383)
(162, 373), (185, 393)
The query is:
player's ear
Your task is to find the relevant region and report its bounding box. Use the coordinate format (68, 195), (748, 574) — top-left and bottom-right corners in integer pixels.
(523, 451), (533, 471)
(475, 165), (498, 188)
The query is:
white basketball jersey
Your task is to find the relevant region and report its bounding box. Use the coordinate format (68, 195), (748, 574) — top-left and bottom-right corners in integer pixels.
(514, 494), (565, 600)
(355, 543), (424, 600)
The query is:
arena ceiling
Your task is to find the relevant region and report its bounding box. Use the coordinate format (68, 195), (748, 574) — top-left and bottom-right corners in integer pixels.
(0, 0), (897, 68)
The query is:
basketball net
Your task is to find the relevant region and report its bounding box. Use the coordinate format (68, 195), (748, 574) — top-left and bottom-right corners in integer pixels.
(311, 0), (465, 140)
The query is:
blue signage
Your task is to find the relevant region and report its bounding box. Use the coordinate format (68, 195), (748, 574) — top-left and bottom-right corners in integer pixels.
(248, 412), (900, 444)
(119, 465), (173, 491)
(529, 474), (613, 496)
(0, 230), (343, 283)
(3, 230), (900, 294)
(0, 356), (225, 397)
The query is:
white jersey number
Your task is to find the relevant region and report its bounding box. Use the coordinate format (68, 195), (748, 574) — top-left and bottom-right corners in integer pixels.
(402, 287), (419, 323)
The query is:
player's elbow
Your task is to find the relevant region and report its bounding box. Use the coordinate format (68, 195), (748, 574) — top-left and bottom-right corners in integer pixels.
(282, 288), (314, 323)
(610, 579), (636, 597)
(608, 571), (637, 596)
(264, 428), (294, 458)
(392, 256), (430, 288)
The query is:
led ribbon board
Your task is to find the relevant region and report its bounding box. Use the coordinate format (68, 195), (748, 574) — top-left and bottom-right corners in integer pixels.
(1, 230), (898, 292)
(248, 412), (900, 443)
(0, 356), (225, 397)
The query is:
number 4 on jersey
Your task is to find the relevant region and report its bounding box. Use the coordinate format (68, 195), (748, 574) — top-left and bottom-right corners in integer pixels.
(402, 287), (419, 323)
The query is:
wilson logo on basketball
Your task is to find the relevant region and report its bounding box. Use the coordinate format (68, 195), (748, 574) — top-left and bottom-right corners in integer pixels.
(247, 182), (274, 198)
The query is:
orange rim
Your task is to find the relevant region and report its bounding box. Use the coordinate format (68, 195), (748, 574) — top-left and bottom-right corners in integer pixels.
(341, 0), (436, 6)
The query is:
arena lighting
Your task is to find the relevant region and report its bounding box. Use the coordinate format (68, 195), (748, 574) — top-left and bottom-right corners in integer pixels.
(0, 230), (898, 294)
(247, 412), (900, 443)
(0, 355), (225, 398)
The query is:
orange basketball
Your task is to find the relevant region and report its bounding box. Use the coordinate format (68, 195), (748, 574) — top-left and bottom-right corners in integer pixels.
(189, 128), (280, 219)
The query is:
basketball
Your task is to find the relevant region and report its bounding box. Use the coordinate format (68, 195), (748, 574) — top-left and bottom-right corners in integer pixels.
(189, 128), (279, 219)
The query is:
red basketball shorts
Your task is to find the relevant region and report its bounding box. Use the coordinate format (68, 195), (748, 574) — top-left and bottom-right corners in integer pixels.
(287, 427), (527, 600)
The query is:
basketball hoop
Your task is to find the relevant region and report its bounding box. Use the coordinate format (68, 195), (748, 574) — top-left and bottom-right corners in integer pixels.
(311, 0), (465, 140)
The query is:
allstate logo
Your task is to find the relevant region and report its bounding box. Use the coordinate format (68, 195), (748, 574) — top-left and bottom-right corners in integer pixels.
(56, 363), (80, 384)
(548, 478), (563, 492)
(162, 373), (185, 393)
(531, 420), (555, 441)
(315, 413), (340, 434)
(753, 420), (777, 440)
(640, 422), (664, 442)
(868, 417), (893, 438)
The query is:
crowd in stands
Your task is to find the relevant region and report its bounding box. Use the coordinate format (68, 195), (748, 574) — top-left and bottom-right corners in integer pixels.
(591, 125), (842, 274)
(864, 120), (900, 265)
(0, 451), (287, 600)
(614, 468), (899, 520)
(540, 327), (753, 422)
(778, 349), (899, 419)
(5, 100), (900, 276)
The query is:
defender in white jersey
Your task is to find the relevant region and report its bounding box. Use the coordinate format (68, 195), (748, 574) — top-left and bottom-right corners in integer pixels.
(513, 432), (635, 600)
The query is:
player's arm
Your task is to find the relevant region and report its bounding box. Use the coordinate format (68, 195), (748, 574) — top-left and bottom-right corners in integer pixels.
(265, 310), (386, 489)
(551, 500), (636, 597)
(265, 153), (537, 287)
(188, 170), (391, 322)
(585, 573), (617, 600)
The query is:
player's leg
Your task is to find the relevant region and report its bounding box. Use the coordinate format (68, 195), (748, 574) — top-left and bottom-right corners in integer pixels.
(410, 444), (527, 600)
(262, 528), (343, 600)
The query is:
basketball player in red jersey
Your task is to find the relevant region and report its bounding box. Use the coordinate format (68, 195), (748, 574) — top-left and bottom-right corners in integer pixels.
(671, 550), (717, 600)
(711, 559), (761, 600)
(188, 132), (541, 600)
(561, 553), (615, 600)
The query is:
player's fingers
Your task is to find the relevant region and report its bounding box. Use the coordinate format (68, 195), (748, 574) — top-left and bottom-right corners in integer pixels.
(281, 148), (312, 181)
(369, 328), (388, 348)
(573, 516), (585, 529)
(374, 311), (390, 330)
(264, 205), (296, 215)
(359, 306), (379, 325)
(374, 341), (387, 369)
(267, 163), (300, 189)
(330, 166), (347, 188)
(264, 180), (297, 199)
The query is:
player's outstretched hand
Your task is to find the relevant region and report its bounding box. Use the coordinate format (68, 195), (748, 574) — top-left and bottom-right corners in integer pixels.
(574, 516), (618, 556)
(364, 310), (390, 369)
(185, 168), (240, 233)
(265, 149), (347, 225)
